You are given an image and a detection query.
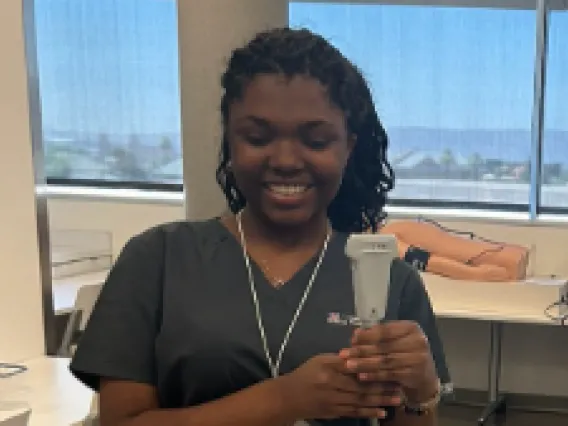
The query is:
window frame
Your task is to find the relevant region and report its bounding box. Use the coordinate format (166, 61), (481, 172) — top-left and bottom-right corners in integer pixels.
(45, 177), (183, 192)
(35, 0), (568, 218)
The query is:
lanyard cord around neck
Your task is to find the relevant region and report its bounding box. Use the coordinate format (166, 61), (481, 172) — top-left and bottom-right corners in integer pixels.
(236, 211), (331, 378)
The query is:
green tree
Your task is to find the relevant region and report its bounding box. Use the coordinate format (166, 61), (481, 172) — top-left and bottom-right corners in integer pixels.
(467, 153), (484, 180)
(97, 133), (112, 162)
(519, 161), (531, 183)
(439, 148), (456, 177)
(127, 134), (142, 154)
(159, 136), (176, 165)
(45, 148), (72, 179)
(110, 146), (146, 180)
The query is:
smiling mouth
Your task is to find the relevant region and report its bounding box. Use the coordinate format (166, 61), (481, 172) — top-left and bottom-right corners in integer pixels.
(265, 183), (312, 196)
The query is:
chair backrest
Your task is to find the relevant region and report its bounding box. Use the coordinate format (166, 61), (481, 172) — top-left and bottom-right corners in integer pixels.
(58, 283), (103, 357)
(75, 283), (103, 331)
(61, 283), (105, 425)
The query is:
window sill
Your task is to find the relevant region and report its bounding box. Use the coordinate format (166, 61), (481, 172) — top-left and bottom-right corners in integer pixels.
(38, 185), (568, 226)
(38, 185), (184, 206)
(385, 205), (568, 226)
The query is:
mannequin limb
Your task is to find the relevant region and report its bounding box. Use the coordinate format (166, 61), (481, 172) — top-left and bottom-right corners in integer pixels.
(380, 221), (528, 280)
(393, 238), (510, 282)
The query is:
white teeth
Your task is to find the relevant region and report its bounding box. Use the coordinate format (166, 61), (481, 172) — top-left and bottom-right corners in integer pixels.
(269, 184), (308, 195)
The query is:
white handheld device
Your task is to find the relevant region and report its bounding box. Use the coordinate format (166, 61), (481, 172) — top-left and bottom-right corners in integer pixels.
(345, 233), (398, 328)
(345, 233), (398, 426)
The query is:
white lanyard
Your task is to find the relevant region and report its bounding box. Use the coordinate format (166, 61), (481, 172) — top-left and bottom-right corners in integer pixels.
(236, 211), (331, 378)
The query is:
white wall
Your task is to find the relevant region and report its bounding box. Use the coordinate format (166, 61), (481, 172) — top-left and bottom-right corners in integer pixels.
(47, 197), (568, 397)
(178, 0), (289, 220)
(48, 198), (183, 258)
(0, 0), (46, 362)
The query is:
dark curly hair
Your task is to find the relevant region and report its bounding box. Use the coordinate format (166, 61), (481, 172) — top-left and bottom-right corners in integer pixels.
(216, 27), (394, 233)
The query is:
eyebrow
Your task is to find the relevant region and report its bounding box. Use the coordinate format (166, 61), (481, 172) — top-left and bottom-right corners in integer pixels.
(241, 115), (334, 130)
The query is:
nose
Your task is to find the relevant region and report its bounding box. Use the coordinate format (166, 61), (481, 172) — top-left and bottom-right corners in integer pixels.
(268, 138), (303, 174)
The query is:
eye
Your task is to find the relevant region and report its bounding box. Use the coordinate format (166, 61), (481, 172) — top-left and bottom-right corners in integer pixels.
(245, 135), (270, 147)
(304, 138), (332, 150)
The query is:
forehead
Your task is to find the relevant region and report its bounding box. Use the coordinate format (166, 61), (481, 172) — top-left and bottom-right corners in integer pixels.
(229, 74), (346, 128)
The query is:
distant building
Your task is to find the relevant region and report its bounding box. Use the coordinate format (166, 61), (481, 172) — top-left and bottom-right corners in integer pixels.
(394, 150), (469, 179)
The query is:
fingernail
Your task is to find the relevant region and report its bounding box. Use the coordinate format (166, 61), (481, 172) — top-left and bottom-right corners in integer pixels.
(339, 349), (350, 358)
(359, 372), (369, 380)
(392, 396), (402, 405)
(346, 360), (357, 370)
(377, 409), (388, 418)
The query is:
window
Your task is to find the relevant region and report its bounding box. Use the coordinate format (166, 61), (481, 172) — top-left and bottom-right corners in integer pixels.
(33, 1), (566, 215)
(541, 8), (568, 211)
(34, 0), (183, 189)
(290, 2), (537, 210)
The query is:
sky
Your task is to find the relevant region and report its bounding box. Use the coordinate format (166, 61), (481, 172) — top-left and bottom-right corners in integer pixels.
(34, 0), (567, 137)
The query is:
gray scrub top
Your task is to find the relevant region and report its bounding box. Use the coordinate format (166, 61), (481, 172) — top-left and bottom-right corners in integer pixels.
(70, 218), (451, 425)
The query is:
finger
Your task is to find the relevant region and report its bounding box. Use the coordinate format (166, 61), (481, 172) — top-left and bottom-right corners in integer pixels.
(357, 381), (401, 396)
(355, 321), (422, 345)
(345, 355), (382, 374)
(336, 393), (403, 409)
(358, 390), (404, 407)
(375, 332), (430, 355)
(358, 367), (414, 383)
(339, 344), (379, 359)
(326, 373), (401, 396)
(319, 353), (354, 375)
(335, 405), (390, 420)
(351, 325), (381, 346)
(325, 371), (363, 394)
(348, 350), (431, 375)
(376, 321), (417, 343)
(331, 387), (401, 407)
(343, 334), (428, 362)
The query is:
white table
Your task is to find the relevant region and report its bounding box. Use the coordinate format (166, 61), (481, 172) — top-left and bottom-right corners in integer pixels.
(423, 273), (566, 325)
(0, 357), (93, 426)
(53, 270), (109, 315)
(422, 273), (567, 424)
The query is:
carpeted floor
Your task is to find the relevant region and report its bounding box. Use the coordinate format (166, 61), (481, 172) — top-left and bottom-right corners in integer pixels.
(439, 405), (568, 426)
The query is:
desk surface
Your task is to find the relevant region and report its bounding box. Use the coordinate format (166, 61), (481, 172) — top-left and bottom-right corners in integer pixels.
(1, 357), (93, 426)
(53, 270), (109, 315)
(423, 273), (565, 325)
(51, 269), (564, 325)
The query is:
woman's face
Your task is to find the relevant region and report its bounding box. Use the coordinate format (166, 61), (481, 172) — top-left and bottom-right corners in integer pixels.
(226, 74), (355, 228)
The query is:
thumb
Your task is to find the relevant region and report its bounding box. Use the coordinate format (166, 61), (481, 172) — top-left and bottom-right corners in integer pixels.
(318, 353), (349, 373)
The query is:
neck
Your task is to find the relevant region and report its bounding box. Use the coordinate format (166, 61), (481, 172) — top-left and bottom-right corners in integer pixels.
(238, 208), (329, 252)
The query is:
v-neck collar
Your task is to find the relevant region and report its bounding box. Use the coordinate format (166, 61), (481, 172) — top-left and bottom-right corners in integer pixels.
(213, 218), (336, 306)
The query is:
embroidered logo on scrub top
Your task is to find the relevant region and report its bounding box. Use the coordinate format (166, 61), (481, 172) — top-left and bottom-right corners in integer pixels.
(326, 312), (362, 326)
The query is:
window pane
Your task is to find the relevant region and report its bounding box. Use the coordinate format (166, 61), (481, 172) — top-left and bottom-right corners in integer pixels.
(541, 9), (568, 210)
(35, 0), (183, 186)
(289, 3), (536, 207)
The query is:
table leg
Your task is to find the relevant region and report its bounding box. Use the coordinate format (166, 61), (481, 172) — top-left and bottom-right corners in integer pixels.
(477, 321), (507, 425)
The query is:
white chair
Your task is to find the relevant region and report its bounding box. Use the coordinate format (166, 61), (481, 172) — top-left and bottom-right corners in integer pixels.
(58, 283), (103, 357)
(58, 283), (103, 426)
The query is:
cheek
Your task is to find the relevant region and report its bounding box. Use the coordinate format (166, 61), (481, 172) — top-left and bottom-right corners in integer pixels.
(230, 143), (260, 173)
(229, 146), (266, 193)
(311, 154), (349, 191)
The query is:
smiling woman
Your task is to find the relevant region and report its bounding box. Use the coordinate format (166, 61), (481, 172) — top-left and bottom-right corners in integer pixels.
(216, 28), (395, 235)
(226, 73), (354, 233)
(69, 27), (450, 426)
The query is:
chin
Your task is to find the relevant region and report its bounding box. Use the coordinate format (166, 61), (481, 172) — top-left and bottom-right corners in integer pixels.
(261, 207), (317, 229)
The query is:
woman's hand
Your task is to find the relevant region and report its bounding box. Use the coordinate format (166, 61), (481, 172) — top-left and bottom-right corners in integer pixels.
(275, 354), (401, 421)
(340, 321), (439, 403)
